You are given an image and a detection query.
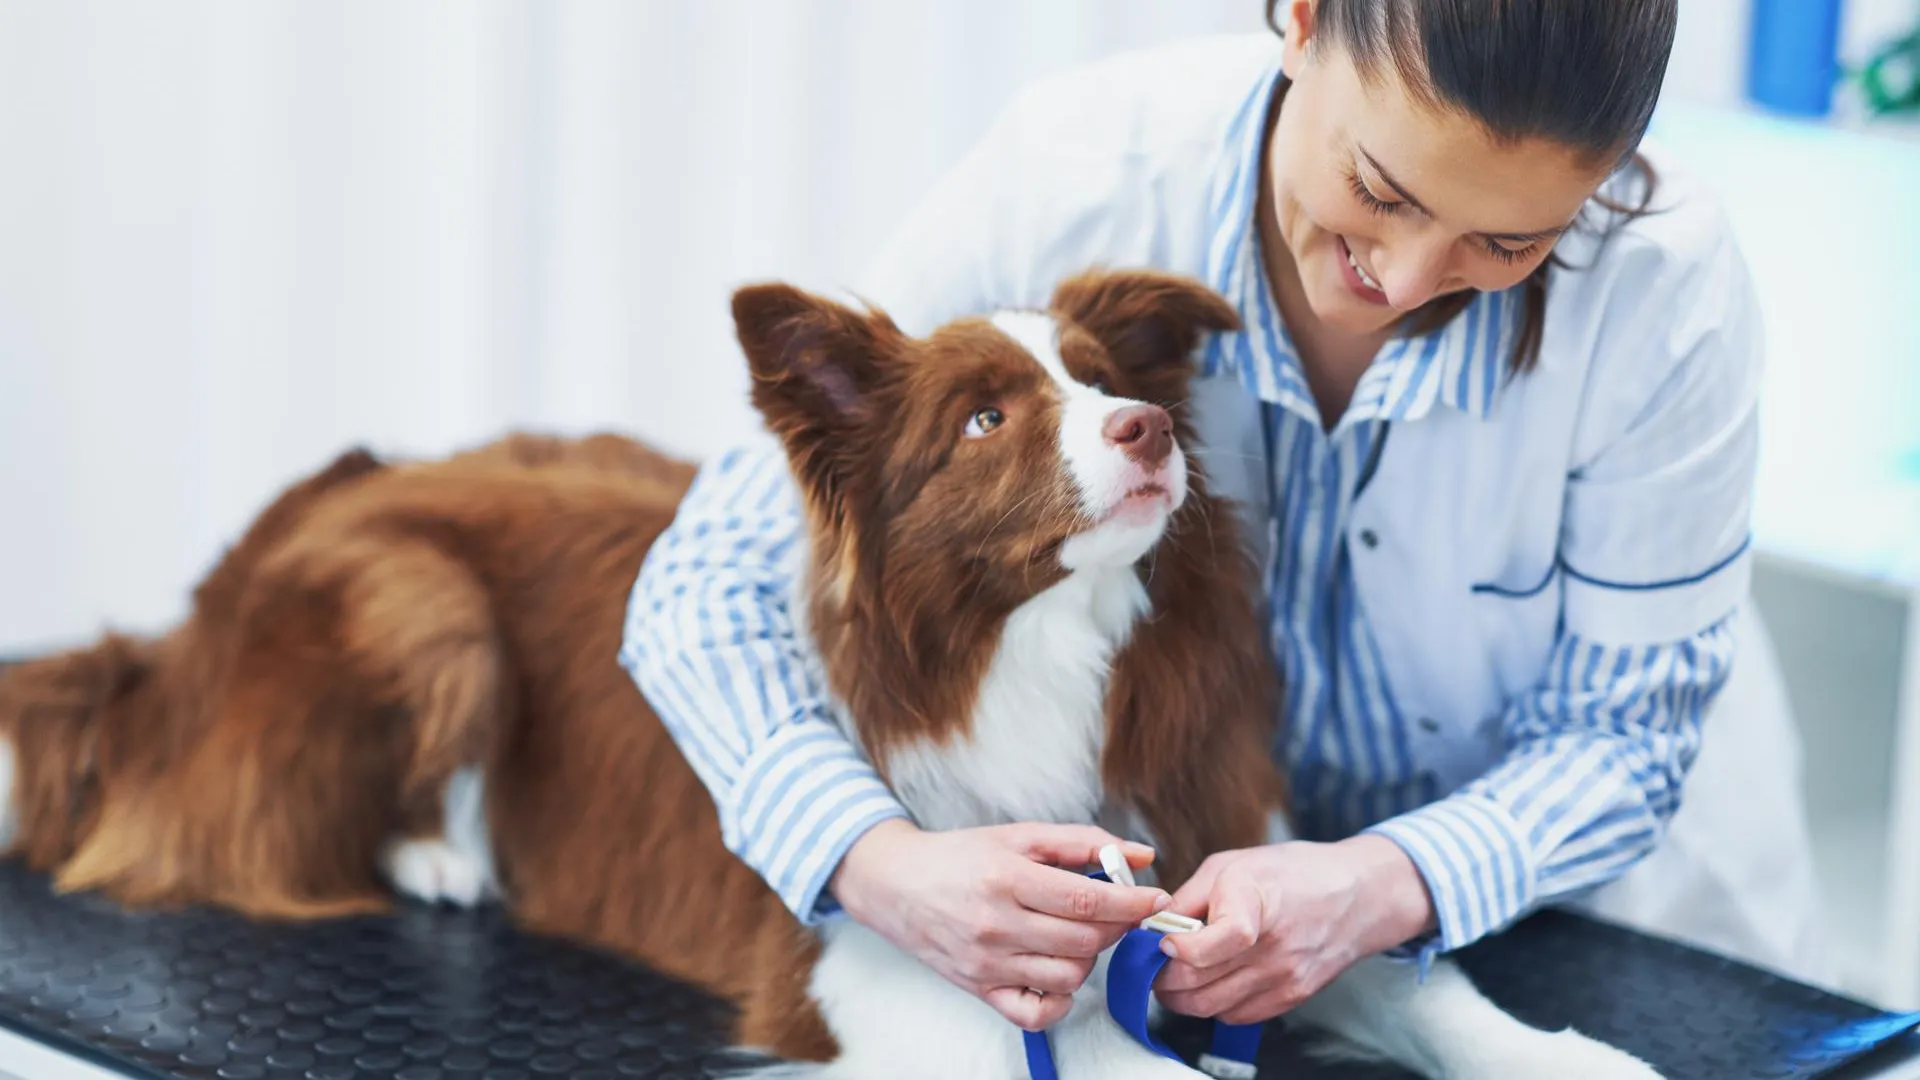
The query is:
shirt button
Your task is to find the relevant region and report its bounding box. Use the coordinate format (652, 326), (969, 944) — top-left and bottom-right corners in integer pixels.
(1418, 717), (1441, 733)
(1358, 528), (1380, 549)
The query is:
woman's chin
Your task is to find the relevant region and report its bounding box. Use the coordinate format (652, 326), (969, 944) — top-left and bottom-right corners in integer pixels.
(1303, 280), (1402, 337)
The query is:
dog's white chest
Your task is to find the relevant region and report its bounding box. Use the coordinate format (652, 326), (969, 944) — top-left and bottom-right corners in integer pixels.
(885, 569), (1148, 832)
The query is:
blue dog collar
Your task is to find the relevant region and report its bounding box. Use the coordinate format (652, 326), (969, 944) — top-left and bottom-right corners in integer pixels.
(1021, 870), (1262, 1079)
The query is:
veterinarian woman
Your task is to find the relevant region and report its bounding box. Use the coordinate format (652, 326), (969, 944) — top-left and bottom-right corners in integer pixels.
(622, 0), (1828, 1031)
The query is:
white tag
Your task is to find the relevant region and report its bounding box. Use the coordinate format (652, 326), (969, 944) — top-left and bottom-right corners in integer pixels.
(1141, 911), (1204, 935)
(1097, 843), (1136, 888)
(1196, 1053), (1258, 1079)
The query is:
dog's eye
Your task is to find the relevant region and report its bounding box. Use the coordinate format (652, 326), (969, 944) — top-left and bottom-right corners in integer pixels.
(1090, 377), (1113, 396)
(964, 407), (1005, 437)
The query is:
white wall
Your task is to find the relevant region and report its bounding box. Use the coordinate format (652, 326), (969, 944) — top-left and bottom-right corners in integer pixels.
(0, 0), (1908, 654)
(0, 0), (1264, 654)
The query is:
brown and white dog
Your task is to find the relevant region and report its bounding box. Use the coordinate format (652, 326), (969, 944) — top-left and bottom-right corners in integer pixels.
(0, 270), (1659, 1079)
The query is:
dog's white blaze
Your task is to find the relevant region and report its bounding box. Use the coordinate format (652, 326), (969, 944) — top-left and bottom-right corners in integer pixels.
(987, 310), (1126, 513)
(883, 567), (1147, 832)
(987, 311), (1186, 571)
(0, 735), (17, 850)
(381, 765), (496, 907)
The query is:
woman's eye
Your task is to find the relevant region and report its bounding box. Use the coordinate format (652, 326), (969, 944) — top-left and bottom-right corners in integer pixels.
(1482, 238), (1539, 265)
(965, 406), (1005, 437)
(1346, 166), (1400, 216)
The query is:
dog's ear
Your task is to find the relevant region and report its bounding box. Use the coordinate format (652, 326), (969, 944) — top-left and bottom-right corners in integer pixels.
(0, 636), (147, 867)
(1049, 269), (1239, 378)
(732, 283), (903, 504)
(0, 635), (149, 772)
(0, 636), (150, 726)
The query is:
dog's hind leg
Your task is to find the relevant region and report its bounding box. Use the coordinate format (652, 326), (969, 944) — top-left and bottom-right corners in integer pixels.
(330, 538), (509, 908)
(1289, 953), (1663, 1079)
(379, 764), (495, 907)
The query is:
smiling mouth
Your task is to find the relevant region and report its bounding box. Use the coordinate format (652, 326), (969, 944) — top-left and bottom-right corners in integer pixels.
(1342, 237), (1384, 292)
(1347, 249), (1381, 290)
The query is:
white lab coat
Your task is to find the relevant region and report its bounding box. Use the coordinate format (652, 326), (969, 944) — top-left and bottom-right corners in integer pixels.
(849, 33), (1829, 986)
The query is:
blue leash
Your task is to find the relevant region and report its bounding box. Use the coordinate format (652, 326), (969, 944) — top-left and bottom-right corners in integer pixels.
(1021, 870), (1263, 1079)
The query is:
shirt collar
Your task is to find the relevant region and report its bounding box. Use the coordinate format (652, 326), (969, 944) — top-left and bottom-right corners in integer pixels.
(1196, 58), (1518, 425)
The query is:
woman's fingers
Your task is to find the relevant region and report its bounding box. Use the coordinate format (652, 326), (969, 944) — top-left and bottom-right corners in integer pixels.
(1007, 822), (1157, 872)
(984, 986), (1075, 1031)
(997, 908), (1141, 959)
(1011, 863), (1170, 926)
(1155, 959), (1275, 1019)
(1166, 850), (1235, 919)
(1152, 944), (1254, 993)
(1161, 880), (1261, 968)
(999, 953), (1096, 997)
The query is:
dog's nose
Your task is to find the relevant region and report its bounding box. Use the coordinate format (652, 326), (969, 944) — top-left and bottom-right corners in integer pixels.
(1102, 404), (1173, 466)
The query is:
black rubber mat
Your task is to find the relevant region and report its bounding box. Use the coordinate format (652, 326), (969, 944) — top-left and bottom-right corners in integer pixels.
(0, 862), (1915, 1080)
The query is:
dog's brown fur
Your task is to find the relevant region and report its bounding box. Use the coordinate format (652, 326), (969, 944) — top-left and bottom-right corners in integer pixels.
(0, 270), (1286, 1064)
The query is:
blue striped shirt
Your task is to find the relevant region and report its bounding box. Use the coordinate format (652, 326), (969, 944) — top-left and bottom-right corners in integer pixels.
(618, 57), (1736, 954)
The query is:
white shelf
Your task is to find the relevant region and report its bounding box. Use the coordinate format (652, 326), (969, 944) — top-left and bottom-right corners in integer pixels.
(1753, 550), (1920, 1010)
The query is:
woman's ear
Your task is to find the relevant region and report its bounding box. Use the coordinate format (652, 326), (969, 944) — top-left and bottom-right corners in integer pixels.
(1275, 0), (1318, 71)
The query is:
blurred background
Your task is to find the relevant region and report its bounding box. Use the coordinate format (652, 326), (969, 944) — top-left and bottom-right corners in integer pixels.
(0, 0), (1914, 1009)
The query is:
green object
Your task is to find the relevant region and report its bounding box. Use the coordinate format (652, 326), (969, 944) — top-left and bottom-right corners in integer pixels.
(1857, 18), (1920, 116)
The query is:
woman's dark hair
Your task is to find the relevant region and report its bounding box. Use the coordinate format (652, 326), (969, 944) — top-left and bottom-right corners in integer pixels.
(1264, 0), (1679, 371)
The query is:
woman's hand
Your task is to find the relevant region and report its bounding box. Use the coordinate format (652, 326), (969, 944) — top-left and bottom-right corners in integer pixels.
(1152, 835), (1437, 1024)
(828, 819), (1173, 1030)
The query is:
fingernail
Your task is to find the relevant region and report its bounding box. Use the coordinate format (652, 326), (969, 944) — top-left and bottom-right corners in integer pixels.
(1160, 938), (1178, 958)
(1153, 893), (1172, 912)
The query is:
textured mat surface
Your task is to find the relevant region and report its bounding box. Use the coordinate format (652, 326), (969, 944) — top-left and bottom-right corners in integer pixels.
(0, 863), (1916, 1079)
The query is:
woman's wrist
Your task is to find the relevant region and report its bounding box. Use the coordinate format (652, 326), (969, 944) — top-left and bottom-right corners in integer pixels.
(1339, 834), (1439, 953)
(827, 817), (922, 918)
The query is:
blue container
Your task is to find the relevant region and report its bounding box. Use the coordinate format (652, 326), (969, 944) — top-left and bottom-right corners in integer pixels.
(1747, 0), (1845, 117)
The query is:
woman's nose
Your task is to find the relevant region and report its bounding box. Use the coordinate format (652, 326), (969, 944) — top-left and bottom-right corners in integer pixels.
(1374, 237), (1452, 311)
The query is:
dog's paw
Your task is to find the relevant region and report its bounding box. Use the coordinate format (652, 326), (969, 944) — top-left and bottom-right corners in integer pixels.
(1474, 1029), (1662, 1080)
(1553, 1033), (1662, 1080)
(1100, 1055), (1210, 1080)
(381, 838), (492, 907)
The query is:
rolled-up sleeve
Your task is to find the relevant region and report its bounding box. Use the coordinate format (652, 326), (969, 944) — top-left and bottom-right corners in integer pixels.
(1370, 621), (1735, 950)
(615, 80), (1077, 921)
(619, 443), (909, 922)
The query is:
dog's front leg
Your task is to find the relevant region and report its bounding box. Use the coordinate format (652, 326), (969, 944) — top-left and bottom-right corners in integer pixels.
(802, 922), (1209, 1080)
(1288, 953), (1664, 1080)
(801, 920), (1029, 1080)
(1044, 951), (1212, 1080)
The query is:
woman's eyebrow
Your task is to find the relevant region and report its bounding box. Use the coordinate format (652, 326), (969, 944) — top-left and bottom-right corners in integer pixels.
(1359, 146), (1576, 243)
(1360, 147), (1435, 216)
